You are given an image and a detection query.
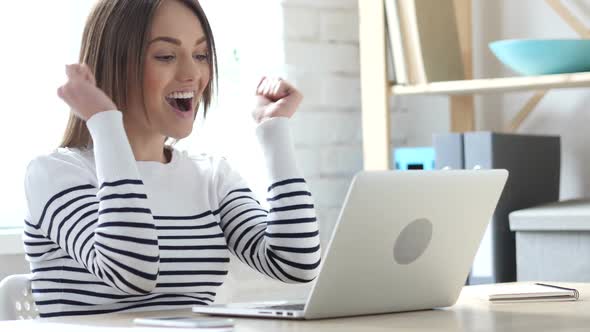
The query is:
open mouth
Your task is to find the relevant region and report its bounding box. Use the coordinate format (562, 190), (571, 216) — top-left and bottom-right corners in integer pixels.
(166, 97), (193, 112)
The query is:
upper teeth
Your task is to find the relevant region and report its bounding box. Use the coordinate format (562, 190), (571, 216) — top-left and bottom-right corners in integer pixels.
(167, 91), (194, 99)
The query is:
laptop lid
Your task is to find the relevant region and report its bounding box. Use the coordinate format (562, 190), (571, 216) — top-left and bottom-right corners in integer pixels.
(302, 169), (507, 319)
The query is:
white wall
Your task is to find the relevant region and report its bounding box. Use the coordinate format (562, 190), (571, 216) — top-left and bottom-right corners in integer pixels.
(281, 0), (362, 249)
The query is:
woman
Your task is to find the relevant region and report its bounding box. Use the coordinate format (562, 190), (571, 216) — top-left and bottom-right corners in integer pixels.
(23, 0), (320, 318)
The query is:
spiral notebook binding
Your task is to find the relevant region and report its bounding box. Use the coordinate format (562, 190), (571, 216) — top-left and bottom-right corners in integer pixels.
(534, 283), (579, 300)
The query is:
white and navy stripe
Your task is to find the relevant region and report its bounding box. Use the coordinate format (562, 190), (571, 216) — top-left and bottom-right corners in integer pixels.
(25, 177), (160, 296)
(217, 178), (320, 283)
(25, 176), (319, 317)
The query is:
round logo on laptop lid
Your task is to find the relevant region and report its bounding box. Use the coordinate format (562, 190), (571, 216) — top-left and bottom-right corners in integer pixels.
(393, 218), (433, 265)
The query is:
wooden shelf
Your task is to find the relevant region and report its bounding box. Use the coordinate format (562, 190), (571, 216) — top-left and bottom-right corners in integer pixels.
(391, 71), (590, 96)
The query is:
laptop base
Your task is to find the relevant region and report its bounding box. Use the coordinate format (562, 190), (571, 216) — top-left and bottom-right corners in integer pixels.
(193, 301), (306, 319)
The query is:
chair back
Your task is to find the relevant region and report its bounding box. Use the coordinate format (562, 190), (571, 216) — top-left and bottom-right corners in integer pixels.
(0, 274), (38, 320)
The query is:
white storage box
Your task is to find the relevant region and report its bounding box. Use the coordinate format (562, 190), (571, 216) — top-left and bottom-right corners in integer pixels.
(509, 199), (590, 282)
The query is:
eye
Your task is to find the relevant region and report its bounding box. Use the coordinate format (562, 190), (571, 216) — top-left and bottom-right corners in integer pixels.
(155, 55), (175, 62)
(194, 53), (209, 62)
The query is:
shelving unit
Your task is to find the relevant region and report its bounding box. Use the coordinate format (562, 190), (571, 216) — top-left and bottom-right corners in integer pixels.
(358, 0), (590, 171)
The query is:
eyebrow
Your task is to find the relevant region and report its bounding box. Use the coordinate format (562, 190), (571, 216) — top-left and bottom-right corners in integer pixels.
(148, 35), (207, 46)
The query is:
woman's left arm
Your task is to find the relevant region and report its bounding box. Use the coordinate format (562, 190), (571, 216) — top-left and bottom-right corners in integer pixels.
(215, 78), (321, 283)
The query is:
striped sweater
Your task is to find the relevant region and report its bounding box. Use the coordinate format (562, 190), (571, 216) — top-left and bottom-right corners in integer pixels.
(23, 111), (321, 318)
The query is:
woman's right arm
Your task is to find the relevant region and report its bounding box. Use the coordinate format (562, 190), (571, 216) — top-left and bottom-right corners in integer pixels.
(25, 111), (160, 295)
(25, 64), (160, 295)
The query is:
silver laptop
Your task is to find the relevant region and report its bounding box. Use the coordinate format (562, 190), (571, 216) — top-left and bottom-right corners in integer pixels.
(193, 170), (508, 320)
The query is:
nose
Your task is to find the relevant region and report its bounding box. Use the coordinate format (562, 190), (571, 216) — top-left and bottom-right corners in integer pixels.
(176, 54), (201, 83)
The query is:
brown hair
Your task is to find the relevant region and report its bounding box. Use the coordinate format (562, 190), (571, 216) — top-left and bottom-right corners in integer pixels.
(60, 0), (217, 148)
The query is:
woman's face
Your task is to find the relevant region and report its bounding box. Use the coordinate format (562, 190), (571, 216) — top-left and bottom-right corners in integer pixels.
(127, 0), (210, 140)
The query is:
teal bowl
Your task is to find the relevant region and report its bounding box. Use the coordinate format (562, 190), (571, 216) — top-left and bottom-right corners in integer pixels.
(489, 39), (590, 75)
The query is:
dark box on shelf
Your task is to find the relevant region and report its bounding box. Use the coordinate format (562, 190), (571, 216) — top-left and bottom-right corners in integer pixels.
(434, 132), (561, 284)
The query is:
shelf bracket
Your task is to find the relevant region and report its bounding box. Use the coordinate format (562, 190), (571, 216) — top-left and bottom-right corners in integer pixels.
(506, 90), (548, 133)
(545, 0), (590, 37)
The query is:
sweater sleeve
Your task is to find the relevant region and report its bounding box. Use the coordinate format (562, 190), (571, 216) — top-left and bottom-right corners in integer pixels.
(214, 117), (321, 283)
(24, 111), (160, 294)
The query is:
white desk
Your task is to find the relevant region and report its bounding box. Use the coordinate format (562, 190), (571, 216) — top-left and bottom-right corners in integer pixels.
(1, 282), (589, 331)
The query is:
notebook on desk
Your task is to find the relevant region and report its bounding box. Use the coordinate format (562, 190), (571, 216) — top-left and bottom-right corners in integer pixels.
(486, 283), (579, 302)
(193, 170), (508, 320)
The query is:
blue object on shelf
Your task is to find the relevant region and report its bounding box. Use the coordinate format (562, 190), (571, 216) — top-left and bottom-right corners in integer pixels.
(489, 39), (590, 75)
(394, 147), (435, 170)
